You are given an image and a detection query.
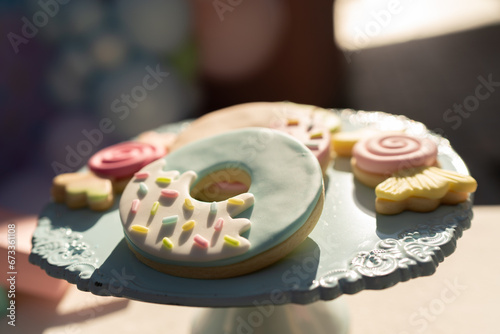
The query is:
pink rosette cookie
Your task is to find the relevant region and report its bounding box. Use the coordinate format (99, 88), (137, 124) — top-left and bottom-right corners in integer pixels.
(88, 142), (166, 191)
(351, 133), (438, 187)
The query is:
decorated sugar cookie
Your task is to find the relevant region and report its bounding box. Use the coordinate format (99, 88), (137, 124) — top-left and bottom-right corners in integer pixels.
(270, 108), (331, 173)
(170, 101), (339, 173)
(120, 128), (324, 279)
(89, 141), (165, 179)
(52, 137), (170, 212)
(313, 108), (342, 134)
(375, 166), (477, 214)
(331, 128), (381, 157)
(52, 172), (113, 211)
(136, 131), (177, 152)
(121, 161), (255, 263)
(88, 141), (166, 192)
(351, 133), (438, 187)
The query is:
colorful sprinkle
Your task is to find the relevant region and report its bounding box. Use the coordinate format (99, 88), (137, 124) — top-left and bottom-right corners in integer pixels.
(214, 218), (224, 231)
(306, 143), (319, 150)
(287, 119), (299, 126)
(310, 132), (323, 139)
(161, 189), (179, 198)
(131, 225), (149, 234)
(150, 201), (160, 215)
(156, 177), (172, 184)
(228, 197), (245, 205)
(131, 199), (140, 213)
(162, 215), (178, 225)
(138, 182), (148, 195)
(162, 237), (174, 249)
(184, 198), (194, 210)
(182, 220), (195, 231)
(210, 202), (217, 215)
(193, 234), (209, 248)
(224, 235), (240, 247)
(134, 171), (150, 179)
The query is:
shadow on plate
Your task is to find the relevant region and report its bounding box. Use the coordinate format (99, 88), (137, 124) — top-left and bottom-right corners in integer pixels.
(92, 237), (321, 306)
(332, 157), (351, 173)
(351, 179), (376, 217)
(38, 200), (120, 232)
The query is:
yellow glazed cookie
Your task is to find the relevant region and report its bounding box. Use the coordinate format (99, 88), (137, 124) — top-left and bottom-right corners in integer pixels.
(375, 166), (477, 215)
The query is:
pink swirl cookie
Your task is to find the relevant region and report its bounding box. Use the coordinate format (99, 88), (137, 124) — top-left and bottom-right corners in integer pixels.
(351, 133), (438, 187)
(88, 142), (166, 180)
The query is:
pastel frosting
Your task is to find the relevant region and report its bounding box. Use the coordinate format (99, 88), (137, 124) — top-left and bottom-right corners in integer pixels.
(89, 141), (165, 179)
(136, 131), (177, 151)
(52, 172), (113, 211)
(119, 128), (323, 267)
(170, 102), (338, 166)
(270, 108), (331, 167)
(332, 128), (384, 157)
(353, 133), (437, 174)
(376, 166), (477, 201)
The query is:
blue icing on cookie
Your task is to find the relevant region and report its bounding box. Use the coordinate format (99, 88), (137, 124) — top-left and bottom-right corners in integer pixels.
(120, 128), (323, 267)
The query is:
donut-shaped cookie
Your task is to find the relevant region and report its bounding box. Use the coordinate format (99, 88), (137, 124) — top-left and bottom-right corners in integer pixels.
(119, 128), (324, 279)
(171, 102), (337, 173)
(351, 133), (438, 187)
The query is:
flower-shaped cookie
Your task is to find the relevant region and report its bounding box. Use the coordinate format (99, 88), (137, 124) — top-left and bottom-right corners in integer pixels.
(52, 172), (114, 211)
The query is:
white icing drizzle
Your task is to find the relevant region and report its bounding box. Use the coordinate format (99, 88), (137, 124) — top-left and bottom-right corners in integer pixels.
(120, 160), (254, 262)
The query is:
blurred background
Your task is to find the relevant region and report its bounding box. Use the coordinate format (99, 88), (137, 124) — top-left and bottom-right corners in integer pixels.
(1, 0), (500, 332)
(334, 0), (500, 205)
(1, 0), (499, 214)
